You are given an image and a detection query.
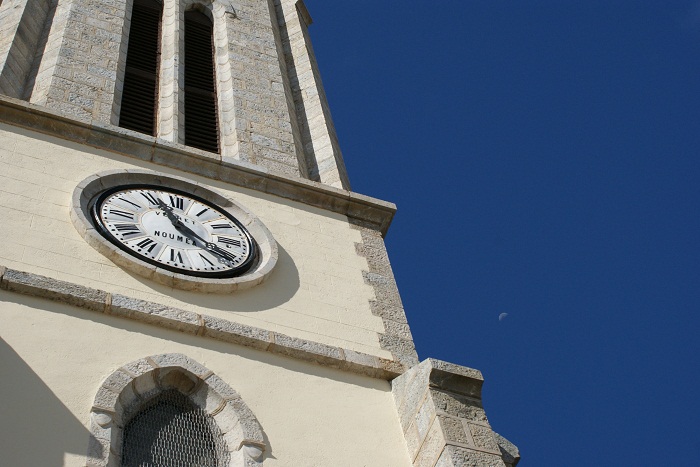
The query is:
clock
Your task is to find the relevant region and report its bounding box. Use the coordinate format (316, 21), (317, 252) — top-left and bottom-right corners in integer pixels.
(90, 185), (257, 278)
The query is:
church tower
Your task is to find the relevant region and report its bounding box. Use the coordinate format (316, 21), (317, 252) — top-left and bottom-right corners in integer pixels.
(0, 0), (519, 465)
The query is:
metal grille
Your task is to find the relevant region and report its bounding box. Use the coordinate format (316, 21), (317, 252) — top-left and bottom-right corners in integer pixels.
(119, 0), (162, 136)
(184, 10), (219, 153)
(121, 390), (230, 467)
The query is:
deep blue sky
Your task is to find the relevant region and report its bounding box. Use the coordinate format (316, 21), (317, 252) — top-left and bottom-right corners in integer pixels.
(306, 1), (700, 465)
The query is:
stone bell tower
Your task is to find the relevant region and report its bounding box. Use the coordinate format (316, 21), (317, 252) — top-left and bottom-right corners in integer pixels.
(0, 0), (519, 465)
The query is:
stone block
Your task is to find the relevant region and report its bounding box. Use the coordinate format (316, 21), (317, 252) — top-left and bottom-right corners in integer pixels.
(378, 333), (419, 367)
(84, 124), (155, 162)
(340, 348), (381, 376)
(121, 358), (155, 378)
(415, 397), (435, 440)
(100, 369), (132, 394)
(467, 423), (500, 453)
(226, 397), (265, 444)
(269, 332), (343, 366)
(379, 357), (406, 377)
(213, 403), (241, 435)
(437, 445), (507, 467)
(222, 422), (246, 451)
(203, 315), (273, 351)
(430, 390), (487, 423)
(1, 268), (108, 312)
(494, 432), (520, 466)
(110, 294), (201, 334)
(393, 362), (432, 431)
(437, 415), (471, 446)
(370, 300), (409, 324)
(191, 385), (225, 416)
(403, 421), (421, 461)
(156, 367), (199, 394)
(93, 386), (119, 412)
(427, 359), (484, 397)
(413, 419), (446, 467)
(132, 371), (157, 396)
(149, 353), (209, 377)
(204, 374), (240, 400)
(382, 318), (414, 341)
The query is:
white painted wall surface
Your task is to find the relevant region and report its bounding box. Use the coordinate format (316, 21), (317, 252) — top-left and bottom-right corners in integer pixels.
(0, 291), (412, 466)
(0, 122), (390, 358)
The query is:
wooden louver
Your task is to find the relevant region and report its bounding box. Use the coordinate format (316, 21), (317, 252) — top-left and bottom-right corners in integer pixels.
(118, 0), (162, 136)
(184, 10), (219, 154)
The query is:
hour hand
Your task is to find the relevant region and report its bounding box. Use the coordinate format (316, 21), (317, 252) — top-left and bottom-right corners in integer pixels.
(155, 199), (180, 224)
(173, 219), (203, 242)
(154, 199), (237, 267)
(170, 220), (238, 266)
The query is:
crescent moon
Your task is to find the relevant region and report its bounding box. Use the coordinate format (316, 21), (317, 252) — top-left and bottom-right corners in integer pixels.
(498, 312), (508, 321)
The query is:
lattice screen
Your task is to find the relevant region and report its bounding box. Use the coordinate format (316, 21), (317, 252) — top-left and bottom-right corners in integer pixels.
(121, 389), (230, 467)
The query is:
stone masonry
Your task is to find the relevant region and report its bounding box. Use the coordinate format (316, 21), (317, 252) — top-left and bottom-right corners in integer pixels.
(352, 219), (419, 368)
(0, 0), (54, 99)
(392, 359), (520, 467)
(273, 0), (350, 189)
(30, 0), (126, 123)
(0, 0), (351, 188)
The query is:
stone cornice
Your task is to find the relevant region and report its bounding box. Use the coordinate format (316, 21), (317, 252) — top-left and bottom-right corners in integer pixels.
(0, 95), (396, 236)
(0, 265), (405, 380)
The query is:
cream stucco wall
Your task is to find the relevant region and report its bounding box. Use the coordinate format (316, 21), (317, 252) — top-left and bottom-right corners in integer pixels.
(0, 122), (390, 358)
(0, 290), (412, 466)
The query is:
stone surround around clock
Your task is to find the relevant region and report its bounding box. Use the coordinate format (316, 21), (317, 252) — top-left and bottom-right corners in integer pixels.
(71, 169), (279, 293)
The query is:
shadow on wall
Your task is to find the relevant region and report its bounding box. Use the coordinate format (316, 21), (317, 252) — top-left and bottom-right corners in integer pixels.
(129, 243), (301, 312)
(0, 337), (100, 465)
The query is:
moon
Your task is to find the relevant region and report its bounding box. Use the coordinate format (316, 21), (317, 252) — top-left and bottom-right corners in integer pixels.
(498, 312), (509, 322)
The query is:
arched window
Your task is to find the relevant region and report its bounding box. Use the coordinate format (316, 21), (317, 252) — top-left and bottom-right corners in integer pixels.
(121, 389), (230, 467)
(118, 0), (162, 135)
(87, 354), (266, 466)
(184, 9), (219, 153)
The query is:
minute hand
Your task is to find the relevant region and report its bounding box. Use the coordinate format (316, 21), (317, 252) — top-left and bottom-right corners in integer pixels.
(177, 223), (238, 264)
(155, 200), (238, 265)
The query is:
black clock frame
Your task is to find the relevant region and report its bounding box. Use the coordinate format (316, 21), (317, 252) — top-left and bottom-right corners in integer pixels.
(90, 184), (258, 278)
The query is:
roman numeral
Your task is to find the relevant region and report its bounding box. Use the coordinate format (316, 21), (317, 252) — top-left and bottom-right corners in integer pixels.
(218, 237), (242, 247)
(211, 223), (230, 230)
(117, 197), (141, 209)
(136, 238), (157, 253)
(168, 195), (184, 210)
(199, 253), (214, 266)
(196, 208), (210, 217)
(114, 224), (140, 236)
(170, 249), (183, 263)
(141, 191), (159, 206)
(109, 209), (134, 220)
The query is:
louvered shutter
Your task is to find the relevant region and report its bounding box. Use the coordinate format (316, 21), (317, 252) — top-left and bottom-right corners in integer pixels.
(118, 0), (162, 136)
(184, 10), (219, 153)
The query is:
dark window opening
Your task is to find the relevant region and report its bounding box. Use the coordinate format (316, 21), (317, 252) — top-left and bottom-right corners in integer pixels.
(184, 10), (219, 153)
(121, 389), (230, 467)
(119, 0), (162, 136)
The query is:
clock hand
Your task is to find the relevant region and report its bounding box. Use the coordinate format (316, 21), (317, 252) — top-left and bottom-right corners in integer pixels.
(155, 199), (239, 266)
(156, 198), (182, 225)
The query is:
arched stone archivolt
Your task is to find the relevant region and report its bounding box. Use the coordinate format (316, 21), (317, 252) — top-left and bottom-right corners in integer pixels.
(87, 353), (265, 467)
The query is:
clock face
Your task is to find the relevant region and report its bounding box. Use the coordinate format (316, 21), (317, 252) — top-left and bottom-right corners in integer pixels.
(91, 185), (257, 277)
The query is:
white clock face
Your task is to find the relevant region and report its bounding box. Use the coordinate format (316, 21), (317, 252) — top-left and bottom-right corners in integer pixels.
(92, 186), (256, 277)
